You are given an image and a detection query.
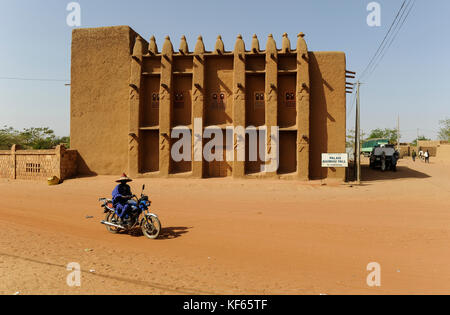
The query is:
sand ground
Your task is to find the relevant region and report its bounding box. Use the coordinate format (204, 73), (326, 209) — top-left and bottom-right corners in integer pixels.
(0, 158), (449, 295)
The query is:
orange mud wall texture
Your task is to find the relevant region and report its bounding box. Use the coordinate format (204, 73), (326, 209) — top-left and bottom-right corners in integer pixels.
(70, 26), (346, 180)
(71, 26), (137, 175)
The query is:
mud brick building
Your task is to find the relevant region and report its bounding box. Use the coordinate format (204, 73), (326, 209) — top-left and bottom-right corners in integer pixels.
(71, 26), (347, 180)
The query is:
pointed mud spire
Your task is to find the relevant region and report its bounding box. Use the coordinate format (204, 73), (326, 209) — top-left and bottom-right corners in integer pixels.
(162, 35), (174, 55)
(132, 36), (145, 60)
(179, 35), (189, 54)
(297, 32), (308, 60)
(251, 34), (260, 53)
(234, 34), (245, 55)
(266, 34), (277, 56)
(148, 35), (158, 55)
(215, 35), (225, 54)
(282, 33), (291, 53)
(194, 35), (205, 55)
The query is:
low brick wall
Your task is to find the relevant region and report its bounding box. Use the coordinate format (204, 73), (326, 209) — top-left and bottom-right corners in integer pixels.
(436, 144), (450, 161)
(417, 140), (449, 158)
(0, 145), (77, 181)
(398, 145), (411, 158)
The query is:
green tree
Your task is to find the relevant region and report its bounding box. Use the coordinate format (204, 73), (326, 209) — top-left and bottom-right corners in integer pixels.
(367, 128), (399, 144)
(19, 127), (58, 149)
(438, 119), (450, 141)
(346, 129), (366, 148)
(0, 126), (69, 150)
(0, 126), (20, 149)
(411, 136), (430, 147)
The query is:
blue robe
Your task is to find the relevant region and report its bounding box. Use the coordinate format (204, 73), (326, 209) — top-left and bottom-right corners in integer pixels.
(112, 183), (132, 218)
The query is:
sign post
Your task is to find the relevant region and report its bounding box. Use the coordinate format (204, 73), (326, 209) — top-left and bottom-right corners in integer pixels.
(321, 153), (349, 168)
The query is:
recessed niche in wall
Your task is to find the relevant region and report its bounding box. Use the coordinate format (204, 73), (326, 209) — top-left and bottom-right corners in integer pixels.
(140, 130), (159, 173)
(277, 75), (297, 128)
(143, 57), (161, 74)
(246, 75), (265, 127)
(205, 131), (231, 178)
(172, 75), (192, 127)
(278, 55), (296, 71)
(170, 134), (192, 174)
(246, 55), (265, 72)
(173, 56), (193, 73)
(142, 76), (160, 127)
(245, 130), (265, 175)
(205, 56), (233, 126)
(278, 131), (297, 174)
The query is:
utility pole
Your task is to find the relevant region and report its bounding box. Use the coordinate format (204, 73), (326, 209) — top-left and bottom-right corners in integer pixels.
(355, 81), (361, 184)
(397, 115), (400, 151)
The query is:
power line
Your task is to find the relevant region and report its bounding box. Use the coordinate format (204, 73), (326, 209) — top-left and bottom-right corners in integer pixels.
(0, 77), (69, 82)
(359, 0), (409, 80)
(364, 0), (416, 81)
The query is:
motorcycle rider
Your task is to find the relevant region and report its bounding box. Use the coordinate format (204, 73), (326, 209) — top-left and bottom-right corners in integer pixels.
(112, 173), (134, 223)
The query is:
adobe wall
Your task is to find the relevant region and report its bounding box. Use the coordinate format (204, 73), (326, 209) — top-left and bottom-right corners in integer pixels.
(436, 144), (450, 161)
(0, 145), (78, 181)
(0, 150), (14, 178)
(399, 144), (411, 158)
(417, 140), (449, 158)
(70, 26), (138, 175)
(60, 148), (78, 179)
(309, 52), (346, 180)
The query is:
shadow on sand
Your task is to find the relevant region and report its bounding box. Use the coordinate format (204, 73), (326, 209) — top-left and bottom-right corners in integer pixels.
(361, 164), (431, 182)
(158, 226), (192, 240)
(130, 226), (191, 240)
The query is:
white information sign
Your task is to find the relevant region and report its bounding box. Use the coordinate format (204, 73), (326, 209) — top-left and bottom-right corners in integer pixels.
(321, 153), (348, 167)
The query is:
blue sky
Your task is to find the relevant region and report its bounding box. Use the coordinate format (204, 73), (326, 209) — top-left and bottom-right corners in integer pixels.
(0, 0), (448, 141)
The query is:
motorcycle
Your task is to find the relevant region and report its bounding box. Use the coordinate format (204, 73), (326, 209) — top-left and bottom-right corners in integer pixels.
(99, 184), (161, 239)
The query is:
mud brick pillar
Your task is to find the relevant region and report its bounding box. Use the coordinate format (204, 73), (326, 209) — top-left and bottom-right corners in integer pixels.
(159, 36), (174, 177)
(296, 33), (310, 180)
(55, 145), (63, 179)
(192, 36), (206, 178)
(11, 144), (17, 179)
(232, 35), (246, 179)
(128, 36), (146, 177)
(265, 34), (278, 177)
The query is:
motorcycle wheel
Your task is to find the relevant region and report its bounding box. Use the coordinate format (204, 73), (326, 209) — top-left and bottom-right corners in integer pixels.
(105, 212), (122, 234)
(141, 215), (161, 239)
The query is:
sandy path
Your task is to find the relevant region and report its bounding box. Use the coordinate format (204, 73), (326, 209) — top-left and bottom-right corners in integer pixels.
(0, 158), (449, 295)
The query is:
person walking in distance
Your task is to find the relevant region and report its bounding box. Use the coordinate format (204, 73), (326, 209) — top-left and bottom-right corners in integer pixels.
(424, 150), (430, 164)
(412, 150), (417, 162)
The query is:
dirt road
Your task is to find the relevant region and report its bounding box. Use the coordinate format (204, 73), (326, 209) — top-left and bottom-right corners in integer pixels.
(1, 158), (449, 295)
